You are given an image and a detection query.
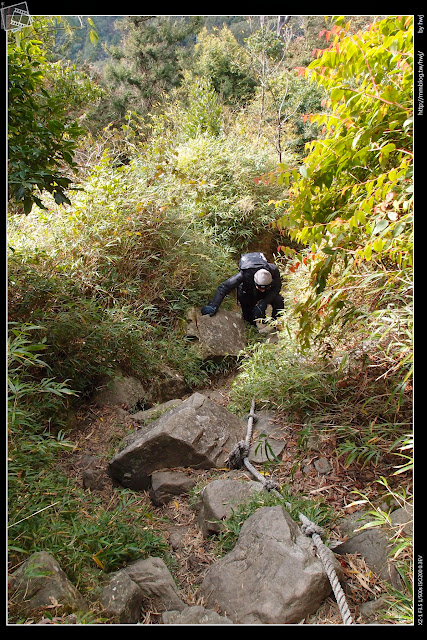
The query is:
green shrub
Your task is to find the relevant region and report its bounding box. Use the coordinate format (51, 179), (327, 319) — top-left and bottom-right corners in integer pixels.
(174, 133), (282, 249)
(228, 338), (337, 415)
(8, 321), (78, 435)
(8, 473), (169, 608)
(182, 76), (223, 138)
(7, 326), (169, 617)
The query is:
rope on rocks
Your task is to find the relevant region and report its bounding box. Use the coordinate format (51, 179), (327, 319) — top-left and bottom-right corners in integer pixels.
(299, 514), (354, 625)
(225, 398), (354, 626)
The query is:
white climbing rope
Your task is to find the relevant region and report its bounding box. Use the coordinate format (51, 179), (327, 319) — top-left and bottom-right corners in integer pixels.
(245, 398), (256, 448)
(299, 514), (354, 625)
(225, 399), (354, 626)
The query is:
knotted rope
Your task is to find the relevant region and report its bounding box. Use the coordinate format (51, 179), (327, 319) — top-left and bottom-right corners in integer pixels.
(226, 398), (256, 468)
(226, 399), (354, 626)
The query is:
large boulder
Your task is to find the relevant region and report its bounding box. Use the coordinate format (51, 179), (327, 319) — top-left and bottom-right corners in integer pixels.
(108, 393), (246, 490)
(9, 552), (88, 616)
(186, 307), (246, 359)
(199, 506), (333, 624)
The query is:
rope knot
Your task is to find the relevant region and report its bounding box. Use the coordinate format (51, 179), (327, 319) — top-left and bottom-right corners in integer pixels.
(299, 514), (324, 538)
(264, 479), (281, 492)
(226, 440), (250, 469)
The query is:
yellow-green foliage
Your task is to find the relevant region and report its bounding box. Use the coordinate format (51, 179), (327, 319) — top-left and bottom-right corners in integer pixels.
(270, 16), (412, 390)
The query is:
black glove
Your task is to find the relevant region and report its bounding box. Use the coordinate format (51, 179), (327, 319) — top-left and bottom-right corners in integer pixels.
(252, 301), (266, 320)
(201, 305), (218, 317)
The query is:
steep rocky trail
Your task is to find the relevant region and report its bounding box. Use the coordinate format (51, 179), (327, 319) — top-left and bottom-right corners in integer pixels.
(50, 306), (411, 625)
(57, 362), (398, 624)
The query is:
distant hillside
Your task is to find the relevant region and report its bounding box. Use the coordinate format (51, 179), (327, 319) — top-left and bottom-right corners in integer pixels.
(51, 15), (385, 68)
(52, 16), (125, 66)
(51, 15), (291, 66)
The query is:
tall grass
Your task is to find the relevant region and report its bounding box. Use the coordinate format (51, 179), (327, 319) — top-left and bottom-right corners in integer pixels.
(7, 322), (169, 623)
(8, 150), (242, 398)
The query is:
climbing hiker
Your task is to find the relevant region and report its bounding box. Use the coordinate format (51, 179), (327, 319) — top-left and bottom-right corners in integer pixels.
(201, 252), (284, 326)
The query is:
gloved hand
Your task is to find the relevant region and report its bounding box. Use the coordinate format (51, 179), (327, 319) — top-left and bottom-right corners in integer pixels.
(201, 305), (218, 317)
(252, 301), (266, 320)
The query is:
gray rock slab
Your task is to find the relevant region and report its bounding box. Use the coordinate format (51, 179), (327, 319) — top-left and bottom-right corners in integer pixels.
(125, 557), (186, 613)
(248, 411), (286, 464)
(108, 393), (246, 490)
(200, 506), (332, 624)
(132, 399), (183, 424)
(186, 308), (246, 358)
(390, 503), (413, 537)
(149, 470), (196, 506)
(100, 557), (186, 623)
(162, 605), (233, 624)
(100, 569), (144, 624)
(333, 528), (399, 584)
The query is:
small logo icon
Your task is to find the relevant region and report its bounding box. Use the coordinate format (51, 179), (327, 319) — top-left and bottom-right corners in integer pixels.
(1, 2), (32, 32)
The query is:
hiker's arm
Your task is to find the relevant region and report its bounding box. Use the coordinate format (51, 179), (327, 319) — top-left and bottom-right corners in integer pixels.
(202, 273), (243, 315)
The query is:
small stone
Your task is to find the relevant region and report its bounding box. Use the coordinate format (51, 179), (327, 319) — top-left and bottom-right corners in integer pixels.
(82, 467), (105, 491)
(314, 457), (332, 474)
(149, 470), (196, 506)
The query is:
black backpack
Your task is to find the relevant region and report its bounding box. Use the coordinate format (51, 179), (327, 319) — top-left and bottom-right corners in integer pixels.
(238, 252), (268, 270)
(238, 252), (270, 289)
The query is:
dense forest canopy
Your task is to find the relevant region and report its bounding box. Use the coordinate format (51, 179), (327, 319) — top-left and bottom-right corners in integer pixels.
(7, 15), (413, 625)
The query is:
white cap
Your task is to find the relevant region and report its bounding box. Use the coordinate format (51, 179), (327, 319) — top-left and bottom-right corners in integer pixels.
(254, 269), (273, 286)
